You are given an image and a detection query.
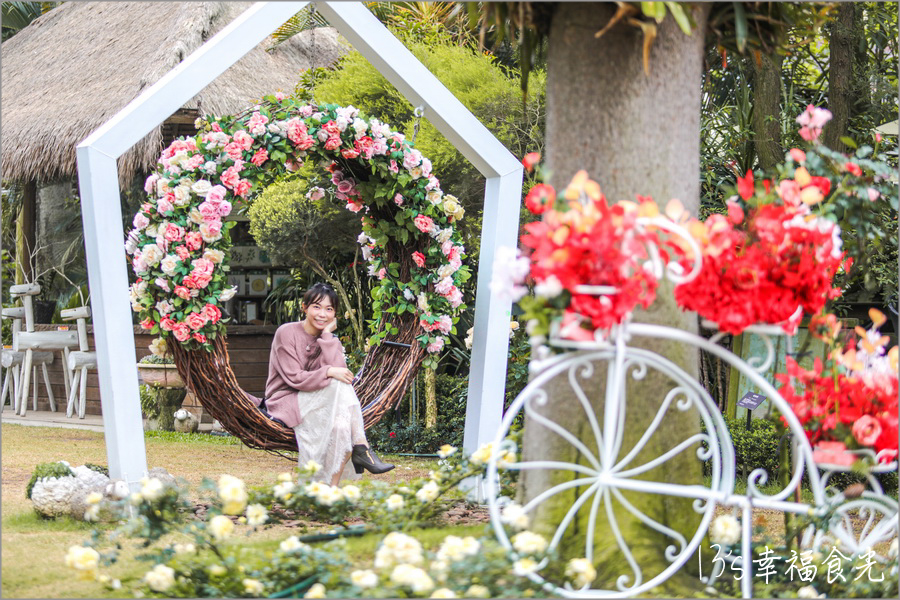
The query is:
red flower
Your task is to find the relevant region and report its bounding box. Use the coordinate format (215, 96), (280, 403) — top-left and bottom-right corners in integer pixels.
(412, 251), (426, 268)
(389, 431), (396, 438)
(522, 152), (541, 172)
(844, 162), (862, 177)
(140, 318), (155, 330)
(737, 169), (754, 200)
(524, 184), (556, 215)
(807, 176), (831, 197)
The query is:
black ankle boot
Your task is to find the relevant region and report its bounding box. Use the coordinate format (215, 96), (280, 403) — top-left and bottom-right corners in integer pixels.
(351, 444), (394, 474)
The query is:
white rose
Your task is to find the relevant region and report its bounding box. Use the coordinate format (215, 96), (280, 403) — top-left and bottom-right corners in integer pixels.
(219, 286), (237, 302)
(148, 337), (169, 358)
(415, 481), (440, 503)
(191, 179), (212, 197)
(217, 474), (247, 515)
(442, 198), (460, 216)
(208, 514), (234, 540)
(304, 583), (327, 598)
(173, 183), (191, 206)
(143, 564), (175, 592)
(140, 477), (165, 501)
(243, 578), (265, 596)
(385, 494), (405, 511)
(279, 536), (308, 553)
(390, 564), (434, 593)
(208, 564), (227, 577)
(511, 531), (548, 555)
(155, 300), (174, 316)
(437, 444), (457, 459)
(409, 165), (423, 179)
(277, 472), (293, 483)
(145, 223), (159, 238)
(374, 532), (423, 568)
(203, 161), (218, 174)
(435, 227), (453, 243)
(141, 244), (163, 266)
(86, 491), (104, 505)
(513, 557), (539, 576)
(188, 208), (204, 224)
(436, 535), (480, 562)
(431, 589), (457, 598)
(500, 502), (530, 530)
(341, 485), (361, 503)
(64, 545), (100, 576)
(156, 178), (171, 196)
(709, 515), (741, 546)
(352, 118), (368, 135)
(426, 190), (443, 205)
(273, 481), (296, 500)
(303, 460), (322, 474)
(797, 586), (824, 598)
(350, 569), (378, 588)
(160, 254), (179, 277)
(565, 558), (597, 588)
(466, 585), (490, 598)
(245, 504), (268, 526)
(469, 442), (494, 466)
(534, 275), (563, 298)
(172, 543), (195, 555)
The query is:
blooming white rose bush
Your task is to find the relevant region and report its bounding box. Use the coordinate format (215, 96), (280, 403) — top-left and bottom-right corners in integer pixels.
(128, 96), (471, 367)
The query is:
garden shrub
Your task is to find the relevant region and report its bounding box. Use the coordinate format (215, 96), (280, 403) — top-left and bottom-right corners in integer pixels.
(83, 463), (109, 477)
(140, 384), (160, 420)
(25, 462), (74, 499)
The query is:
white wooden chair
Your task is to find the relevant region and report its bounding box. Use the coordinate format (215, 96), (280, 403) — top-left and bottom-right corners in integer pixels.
(61, 306), (95, 419)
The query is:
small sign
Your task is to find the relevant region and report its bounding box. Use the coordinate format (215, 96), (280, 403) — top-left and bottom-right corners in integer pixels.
(57, 326), (70, 331)
(737, 392), (766, 411)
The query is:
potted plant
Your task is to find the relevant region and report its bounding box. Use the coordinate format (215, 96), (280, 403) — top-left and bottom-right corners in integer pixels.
(137, 338), (186, 431)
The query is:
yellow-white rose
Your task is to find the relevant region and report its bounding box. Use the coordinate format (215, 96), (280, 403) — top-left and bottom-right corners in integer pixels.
(207, 564), (227, 577)
(208, 515), (234, 540)
(427, 190), (444, 205)
(172, 543), (196, 555)
(442, 198), (460, 216)
(64, 545), (100, 579)
(217, 474), (248, 515)
(512, 531), (548, 555)
(243, 578), (265, 596)
(430, 588), (457, 598)
(350, 569), (378, 588)
(385, 494), (405, 511)
(709, 515), (741, 546)
(304, 460), (322, 474)
(140, 477), (165, 501)
(466, 584), (490, 598)
(415, 481), (440, 503)
(245, 504), (268, 527)
(277, 472), (293, 483)
(203, 248), (225, 264)
(469, 442), (494, 465)
(143, 564), (176, 592)
(390, 564), (434, 593)
(279, 535), (308, 553)
(437, 444), (457, 459)
(513, 557), (539, 576)
(304, 583), (327, 598)
(273, 481), (295, 500)
(341, 485), (361, 503)
(565, 558), (597, 588)
(500, 502), (530, 530)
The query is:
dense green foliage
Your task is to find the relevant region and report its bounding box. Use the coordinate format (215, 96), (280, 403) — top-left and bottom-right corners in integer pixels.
(25, 461), (74, 499)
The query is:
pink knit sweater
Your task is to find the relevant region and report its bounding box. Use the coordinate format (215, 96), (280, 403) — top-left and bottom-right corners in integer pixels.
(261, 322), (348, 428)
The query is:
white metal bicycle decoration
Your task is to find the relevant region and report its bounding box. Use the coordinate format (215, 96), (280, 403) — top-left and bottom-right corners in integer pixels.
(484, 212), (899, 598)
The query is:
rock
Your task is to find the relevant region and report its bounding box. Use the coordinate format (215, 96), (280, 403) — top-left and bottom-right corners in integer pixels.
(173, 408), (199, 433)
(148, 467), (177, 488)
(31, 465), (112, 520)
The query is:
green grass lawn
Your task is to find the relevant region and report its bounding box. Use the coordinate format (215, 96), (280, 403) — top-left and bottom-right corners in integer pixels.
(0, 424), (485, 599)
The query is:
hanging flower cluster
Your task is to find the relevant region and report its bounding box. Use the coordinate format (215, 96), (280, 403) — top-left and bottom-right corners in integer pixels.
(777, 309), (899, 465)
(125, 94), (469, 359)
(498, 164), (691, 341)
(673, 197), (844, 335)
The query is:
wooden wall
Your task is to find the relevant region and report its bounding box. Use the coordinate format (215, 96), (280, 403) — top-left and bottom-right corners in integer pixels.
(12, 325), (276, 421)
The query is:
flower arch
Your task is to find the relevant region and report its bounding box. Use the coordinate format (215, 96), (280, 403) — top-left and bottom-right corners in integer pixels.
(127, 94), (470, 455)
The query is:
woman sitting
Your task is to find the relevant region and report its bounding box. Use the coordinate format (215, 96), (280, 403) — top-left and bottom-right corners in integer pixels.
(263, 283), (393, 485)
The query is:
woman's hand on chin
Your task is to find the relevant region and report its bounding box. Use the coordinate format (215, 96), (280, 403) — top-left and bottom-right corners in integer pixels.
(324, 318), (338, 334)
(326, 367), (354, 384)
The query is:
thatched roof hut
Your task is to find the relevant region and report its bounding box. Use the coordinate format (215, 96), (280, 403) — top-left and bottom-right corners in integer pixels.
(1, 2), (345, 184)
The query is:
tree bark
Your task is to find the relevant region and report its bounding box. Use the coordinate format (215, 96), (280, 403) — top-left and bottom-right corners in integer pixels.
(750, 51), (785, 170)
(823, 2), (855, 151)
(424, 366), (437, 428)
(521, 3), (710, 594)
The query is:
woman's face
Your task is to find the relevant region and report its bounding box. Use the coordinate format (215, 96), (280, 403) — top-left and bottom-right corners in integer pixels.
(303, 296), (335, 333)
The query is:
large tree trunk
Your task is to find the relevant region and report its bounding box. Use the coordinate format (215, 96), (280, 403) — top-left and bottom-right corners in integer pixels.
(823, 2), (855, 151)
(15, 180), (37, 285)
(520, 3), (710, 594)
(751, 52), (785, 170)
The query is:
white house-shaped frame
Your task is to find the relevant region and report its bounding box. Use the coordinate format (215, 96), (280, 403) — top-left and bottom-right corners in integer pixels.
(76, 1), (523, 483)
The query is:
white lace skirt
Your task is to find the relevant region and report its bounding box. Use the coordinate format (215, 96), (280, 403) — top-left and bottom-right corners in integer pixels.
(293, 380), (366, 483)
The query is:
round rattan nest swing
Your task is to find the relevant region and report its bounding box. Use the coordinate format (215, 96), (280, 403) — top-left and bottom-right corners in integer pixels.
(129, 98), (466, 461)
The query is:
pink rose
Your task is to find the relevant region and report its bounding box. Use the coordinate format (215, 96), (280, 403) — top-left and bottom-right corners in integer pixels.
(185, 154), (204, 171)
(234, 180), (252, 197)
(133, 213), (150, 229)
(199, 201), (219, 220)
(286, 119), (308, 144)
(157, 197), (174, 215)
(341, 147), (359, 160)
(789, 148), (806, 163)
(445, 287), (463, 308)
(191, 258), (214, 277)
(346, 200), (364, 213)
(426, 337), (445, 353)
(812, 441), (856, 466)
(324, 136), (342, 151)
(144, 174), (159, 193)
(403, 150), (422, 170)
(206, 185), (227, 204)
(160, 317), (176, 331)
(164, 223), (185, 242)
(217, 200), (232, 217)
(220, 166), (241, 189)
(389, 160), (399, 174)
(172, 323), (191, 342)
(185, 312), (209, 331)
(852, 415), (882, 447)
(175, 245), (190, 260)
(251, 149), (269, 166)
(154, 278), (170, 292)
(174, 286), (191, 300)
(223, 142), (244, 160)
(203, 304), (222, 324)
(377, 267), (387, 280)
(200, 220), (223, 242)
(140, 318), (155, 330)
(233, 130), (254, 150)
(337, 179), (355, 195)
(192, 332), (207, 344)
(413, 214), (435, 233)
(295, 135), (314, 151)
(394, 194), (404, 206)
(185, 232), (203, 251)
(412, 251), (426, 268)
(436, 315), (452, 334)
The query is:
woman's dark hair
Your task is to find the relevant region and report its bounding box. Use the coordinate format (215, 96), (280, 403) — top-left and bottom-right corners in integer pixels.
(302, 283), (338, 311)
(301, 283), (339, 369)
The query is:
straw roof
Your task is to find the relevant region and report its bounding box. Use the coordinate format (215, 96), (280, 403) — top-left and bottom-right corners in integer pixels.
(1, 2), (346, 184)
